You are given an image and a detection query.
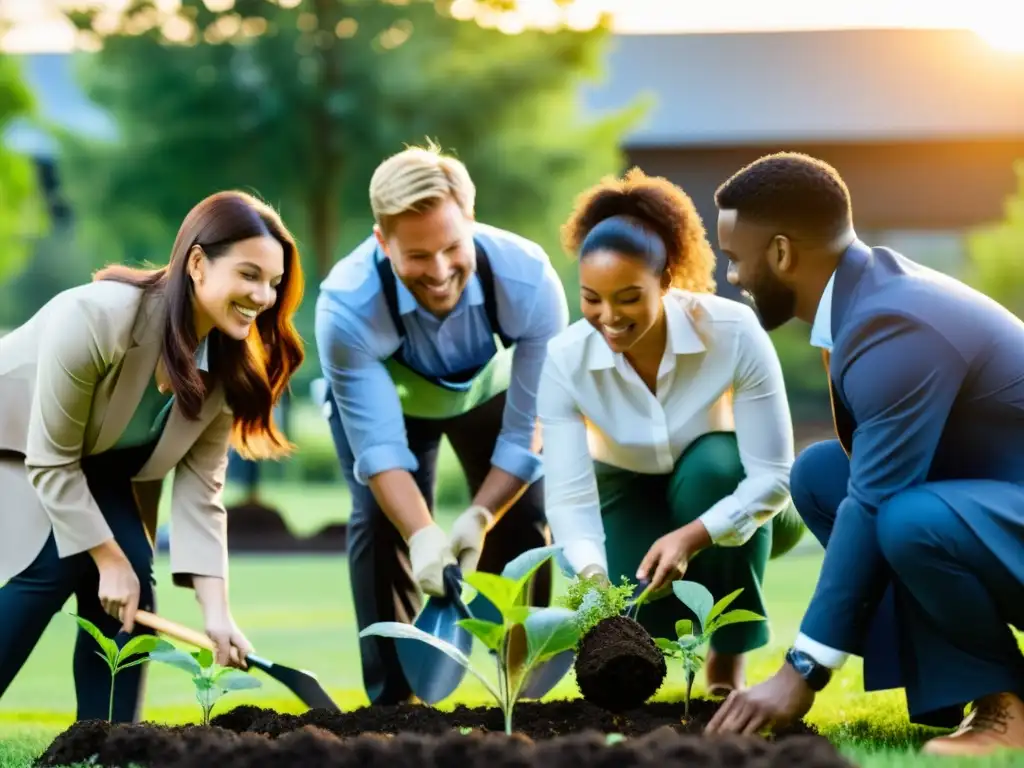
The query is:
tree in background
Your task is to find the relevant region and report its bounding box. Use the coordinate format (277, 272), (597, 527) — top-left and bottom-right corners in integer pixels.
(57, 0), (642, 294)
(0, 47), (48, 284)
(964, 159), (1024, 316)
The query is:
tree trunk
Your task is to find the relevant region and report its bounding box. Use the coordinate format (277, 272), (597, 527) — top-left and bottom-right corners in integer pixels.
(309, 0), (343, 279)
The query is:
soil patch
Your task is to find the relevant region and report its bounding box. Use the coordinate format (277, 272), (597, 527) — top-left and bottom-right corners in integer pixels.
(575, 616), (667, 711)
(36, 698), (853, 768)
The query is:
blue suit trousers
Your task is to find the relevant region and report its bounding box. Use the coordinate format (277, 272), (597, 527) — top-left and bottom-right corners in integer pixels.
(792, 440), (1024, 727)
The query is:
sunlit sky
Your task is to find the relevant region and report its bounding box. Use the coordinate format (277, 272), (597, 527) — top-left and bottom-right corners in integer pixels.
(2, 0), (1023, 53)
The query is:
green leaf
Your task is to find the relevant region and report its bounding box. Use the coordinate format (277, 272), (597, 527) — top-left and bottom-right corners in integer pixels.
(114, 657), (154, 673)
(500, 545), (560, 582)
(653, 637), (677, 651)
(195, 648), (215, 669)
(676, 634), (703, 651)
(214, 669), (262, 691)
(70, 614), (118, 668)
(705, 587), (744, 626)
(606, 733), (626, 745)
(706, 609), (765, 634)
(674, 619), (693, 638)
(463, 571), (521, 617)
(457, 618), (505, 652)
(672, 581), (715, 630)
(117, 635), (174, 664)
(504, 605), (531, 626)
(523, 607), (579, 665)
(358, 621), (502, 701)
(150, 648), (203, 675)
(194, 675), (216, 691)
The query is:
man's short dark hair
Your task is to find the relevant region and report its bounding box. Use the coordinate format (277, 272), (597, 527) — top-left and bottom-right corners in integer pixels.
(714, 152), (852, 238)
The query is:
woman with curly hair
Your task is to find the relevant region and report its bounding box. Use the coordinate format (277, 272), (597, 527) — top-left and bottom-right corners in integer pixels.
(0, 190), (304, 722)
(538, 168), (804, 694)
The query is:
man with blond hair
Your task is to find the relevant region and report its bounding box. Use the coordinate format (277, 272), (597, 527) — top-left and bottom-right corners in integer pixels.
(314, 143), (569, 704)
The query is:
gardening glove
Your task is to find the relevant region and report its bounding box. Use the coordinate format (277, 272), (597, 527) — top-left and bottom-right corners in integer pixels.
(408, 523), (457, 598)
(448, 504), (493, 573)
(578, 564), (611, 589)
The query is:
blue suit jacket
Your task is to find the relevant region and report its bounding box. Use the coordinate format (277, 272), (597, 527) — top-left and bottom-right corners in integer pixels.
(800, 241), (1024, 719)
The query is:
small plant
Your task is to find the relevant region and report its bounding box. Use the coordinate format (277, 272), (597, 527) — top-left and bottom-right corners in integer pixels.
(68, 613), (176, 722)
(150, 646), (262, 725)
(360, 545), (580, 735)
(654, 581), (765, 717)
(558, 573), (637, 637)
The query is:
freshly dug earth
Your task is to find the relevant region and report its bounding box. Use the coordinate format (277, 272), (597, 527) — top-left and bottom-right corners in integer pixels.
(575, 615), (667, 711)
(36, 699), (850, 768)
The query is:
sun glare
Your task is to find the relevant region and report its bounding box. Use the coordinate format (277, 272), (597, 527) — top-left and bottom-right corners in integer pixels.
(972, 21), (1024, 54)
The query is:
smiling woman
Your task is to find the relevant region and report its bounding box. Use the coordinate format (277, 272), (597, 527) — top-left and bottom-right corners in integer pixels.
(0, 189), (305, 725)
(539, 168), (806, 703)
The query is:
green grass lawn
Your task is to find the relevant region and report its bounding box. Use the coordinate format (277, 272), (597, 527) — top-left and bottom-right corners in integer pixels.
(0, 520), (1020, 767)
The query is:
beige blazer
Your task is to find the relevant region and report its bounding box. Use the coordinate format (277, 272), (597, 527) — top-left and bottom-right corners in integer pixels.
(0, 279), (233, 587)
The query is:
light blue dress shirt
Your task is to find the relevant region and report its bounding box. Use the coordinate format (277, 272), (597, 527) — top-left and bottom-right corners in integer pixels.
(314, 222), (569, 487)
(810, 271), (835, 351)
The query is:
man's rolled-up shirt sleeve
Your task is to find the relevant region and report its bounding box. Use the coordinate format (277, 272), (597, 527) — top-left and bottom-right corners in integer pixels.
(314, 301), (416, 485)
(491, 258), (569, 485)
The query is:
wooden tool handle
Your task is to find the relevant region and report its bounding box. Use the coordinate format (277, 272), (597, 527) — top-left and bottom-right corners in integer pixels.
(135, 609), (216, 651)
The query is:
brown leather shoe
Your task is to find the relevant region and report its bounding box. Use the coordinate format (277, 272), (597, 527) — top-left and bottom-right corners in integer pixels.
(922, 693), (1024, 756)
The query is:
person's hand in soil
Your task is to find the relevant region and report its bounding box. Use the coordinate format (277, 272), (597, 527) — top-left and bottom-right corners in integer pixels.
(447, 504), (493, 572)
(636, 520), (711, 593)
(704, 661), (816, 735)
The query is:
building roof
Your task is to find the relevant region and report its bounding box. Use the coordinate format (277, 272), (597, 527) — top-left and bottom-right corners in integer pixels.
(580, 28), (1024, 147)
(5, 27), (1024, 157)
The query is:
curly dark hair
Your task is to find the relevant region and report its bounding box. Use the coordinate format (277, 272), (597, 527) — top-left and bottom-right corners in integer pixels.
(714, 152), (852, 238)
(561, 167), (716, 293)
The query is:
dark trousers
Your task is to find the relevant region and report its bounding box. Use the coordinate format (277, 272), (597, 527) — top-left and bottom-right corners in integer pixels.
(327, 390), (550, 705)
(597, 432), (805, 655)
(0, 442), (159, 723)
(792, 439), (1024, 727)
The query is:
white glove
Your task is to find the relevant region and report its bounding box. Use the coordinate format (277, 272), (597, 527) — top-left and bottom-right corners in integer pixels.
(407, 523), (457, 597)
(448, 504), (493, 573)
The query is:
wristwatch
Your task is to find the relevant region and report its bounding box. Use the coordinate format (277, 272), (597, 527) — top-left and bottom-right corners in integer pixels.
(785, 647), (832, 691)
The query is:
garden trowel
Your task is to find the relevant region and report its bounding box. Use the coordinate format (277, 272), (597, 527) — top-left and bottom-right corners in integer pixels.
(134, 609), (340, 712)
(395, 564), (476, 704)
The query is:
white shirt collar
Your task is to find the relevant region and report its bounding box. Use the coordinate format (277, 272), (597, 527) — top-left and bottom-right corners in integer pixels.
(810, 272), (835, 351)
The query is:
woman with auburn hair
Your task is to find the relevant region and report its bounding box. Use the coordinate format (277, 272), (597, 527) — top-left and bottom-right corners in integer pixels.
(0, 190), (304, 722)
(539, 169), (804, 695)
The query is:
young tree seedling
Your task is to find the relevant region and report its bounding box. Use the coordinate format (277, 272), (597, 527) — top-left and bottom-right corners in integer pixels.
(68, 612), (176, 722)
(653, 582), (765, 717)
(360, 546), (580, 735)
(558, 574), (638, 637)
(149, 646), (262, 725)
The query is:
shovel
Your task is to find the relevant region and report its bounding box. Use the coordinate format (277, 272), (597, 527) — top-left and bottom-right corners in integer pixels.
(396, 564), (573, 704)
(134, 609), (340, 712)
(394, 564), (475, 704)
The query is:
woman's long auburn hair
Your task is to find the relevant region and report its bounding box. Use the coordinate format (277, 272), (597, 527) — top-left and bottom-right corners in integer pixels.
(93, 190), (305, 461)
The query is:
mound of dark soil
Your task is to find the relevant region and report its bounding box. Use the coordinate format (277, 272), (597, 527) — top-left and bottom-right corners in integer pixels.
(574, 616), (667, 711)
(38, 716), (853, 768)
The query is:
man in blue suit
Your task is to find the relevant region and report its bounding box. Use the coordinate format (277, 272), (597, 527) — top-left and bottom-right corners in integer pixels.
(704, 152), (1024, 756)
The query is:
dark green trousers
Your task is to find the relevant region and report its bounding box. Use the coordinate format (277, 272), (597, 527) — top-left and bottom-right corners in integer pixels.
(597, 431), (804, 654)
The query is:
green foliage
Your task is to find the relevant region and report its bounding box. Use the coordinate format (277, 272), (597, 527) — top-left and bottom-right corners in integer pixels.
(557, 574), (637, 637)
(55, 0), (641, 377)
(150, 646), (262, 725)
(0, 54), (48, 282)
(360, 546), (579, 734)
(68, 613), (175, 722)
(963, 159), (1024, 317)
(653, 582), (765, 716)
